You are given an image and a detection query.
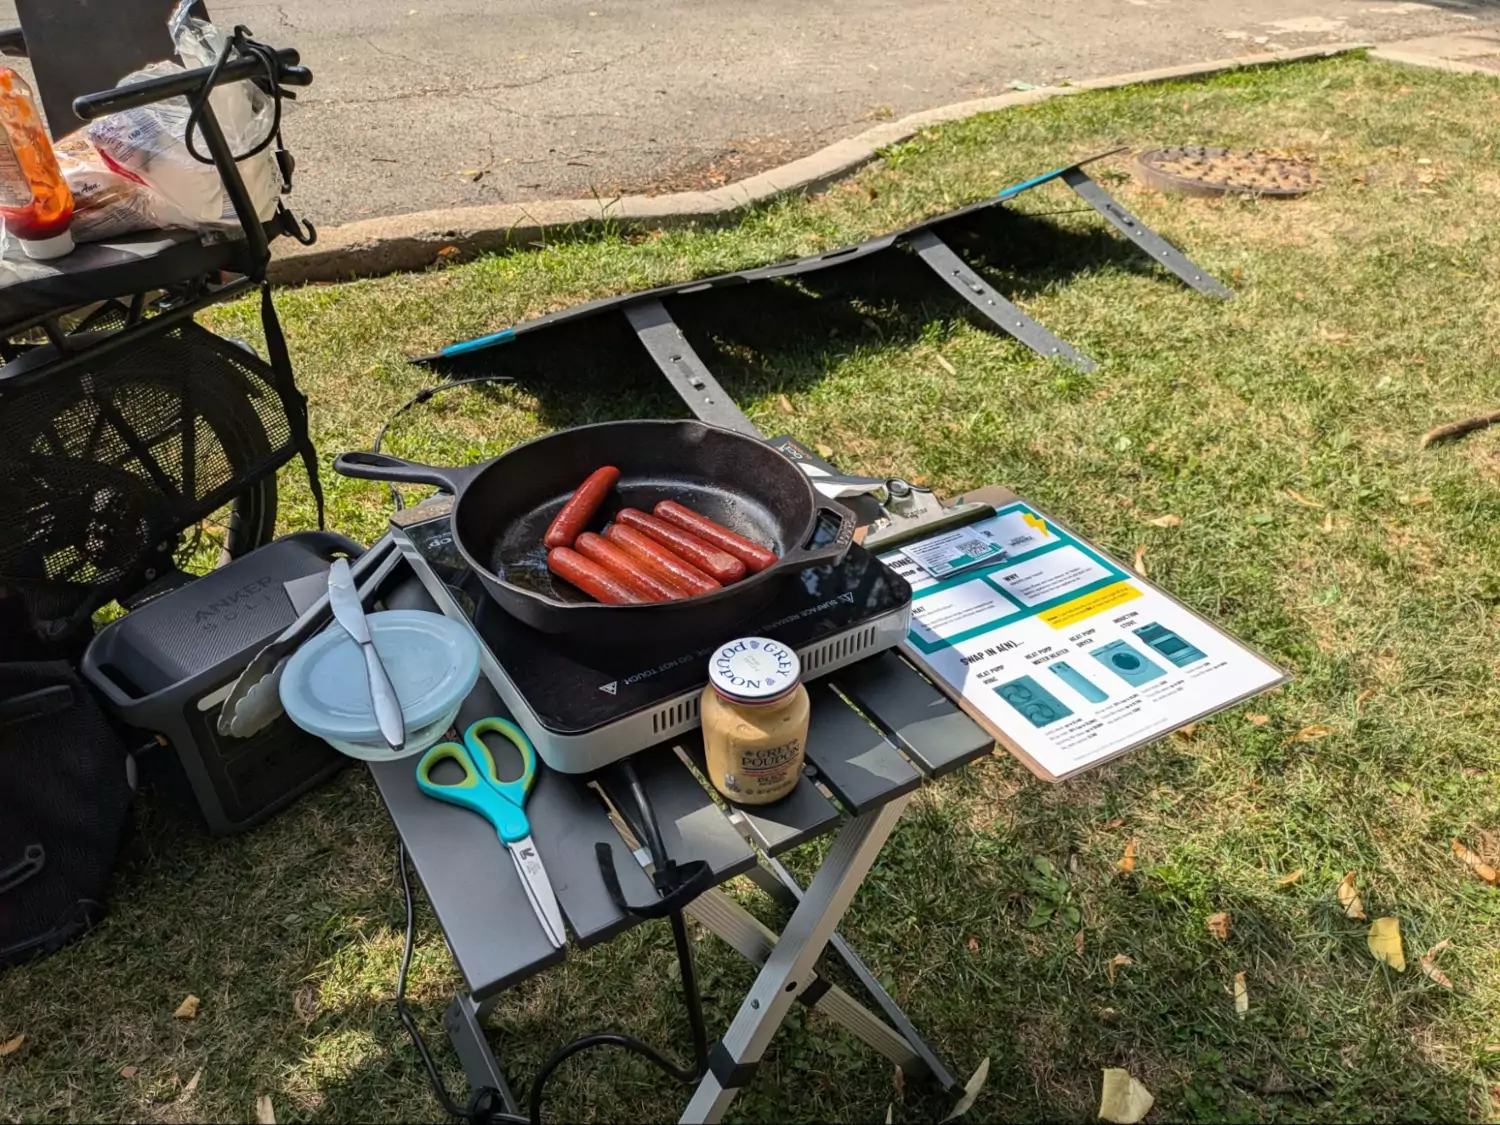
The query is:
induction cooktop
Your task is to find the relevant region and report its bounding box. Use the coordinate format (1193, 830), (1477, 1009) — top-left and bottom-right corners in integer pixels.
(388, 501), (912, 773)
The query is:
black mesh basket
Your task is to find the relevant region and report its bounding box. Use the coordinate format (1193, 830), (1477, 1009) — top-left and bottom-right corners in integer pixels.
(0, 312), (299, 633)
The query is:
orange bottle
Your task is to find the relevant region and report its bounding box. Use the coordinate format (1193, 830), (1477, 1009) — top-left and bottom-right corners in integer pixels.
(0, 67), (74, 259)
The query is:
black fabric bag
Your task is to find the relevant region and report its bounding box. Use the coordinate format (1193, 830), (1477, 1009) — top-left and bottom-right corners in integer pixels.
(0, 662), (134, 969)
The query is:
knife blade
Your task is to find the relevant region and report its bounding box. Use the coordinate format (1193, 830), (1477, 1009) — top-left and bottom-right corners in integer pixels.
(328, 556), (406, 752)
(218, 535), (401, 739)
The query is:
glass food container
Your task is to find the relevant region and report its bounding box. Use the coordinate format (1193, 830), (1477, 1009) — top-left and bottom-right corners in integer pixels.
(700, 636), (809, 805)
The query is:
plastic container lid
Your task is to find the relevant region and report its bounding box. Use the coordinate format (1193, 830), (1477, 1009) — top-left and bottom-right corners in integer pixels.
(280, 610), (480, 746)
(707, 636), (801, 704)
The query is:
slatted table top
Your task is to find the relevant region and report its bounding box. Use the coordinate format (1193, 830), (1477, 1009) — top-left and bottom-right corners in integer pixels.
(371, 569), (993, 1002)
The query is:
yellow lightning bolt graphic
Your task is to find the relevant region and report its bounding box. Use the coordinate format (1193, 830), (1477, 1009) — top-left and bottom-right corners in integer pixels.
(1022, 512), (1051, 538)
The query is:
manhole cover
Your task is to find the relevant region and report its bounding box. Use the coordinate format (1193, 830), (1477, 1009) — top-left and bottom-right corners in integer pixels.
(1134, 145), (1316, 197)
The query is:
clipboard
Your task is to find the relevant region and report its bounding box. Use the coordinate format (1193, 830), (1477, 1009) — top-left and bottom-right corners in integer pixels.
(882, 486), (1287, 782)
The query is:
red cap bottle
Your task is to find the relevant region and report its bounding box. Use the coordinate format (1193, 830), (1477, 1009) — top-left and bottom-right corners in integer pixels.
(0, 67), (74, 260)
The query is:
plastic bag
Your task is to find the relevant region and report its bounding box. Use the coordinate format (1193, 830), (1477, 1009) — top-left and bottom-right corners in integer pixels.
(83, 0), (279, 233)
(55, 131), (183, 242)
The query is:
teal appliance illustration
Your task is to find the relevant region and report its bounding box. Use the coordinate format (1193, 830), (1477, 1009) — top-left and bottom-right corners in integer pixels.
(1049, 660), (1108, 704)
(994, 675), (1073, 728)
(1091, 639), (1166, 686)
(1133, 622), (1207, 668)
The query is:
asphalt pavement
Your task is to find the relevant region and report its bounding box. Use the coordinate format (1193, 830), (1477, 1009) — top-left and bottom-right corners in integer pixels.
(3, 0), (1495, 226)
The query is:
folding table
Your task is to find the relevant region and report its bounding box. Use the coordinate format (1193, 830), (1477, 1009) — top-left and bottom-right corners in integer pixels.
(370, 548), (995, 1123)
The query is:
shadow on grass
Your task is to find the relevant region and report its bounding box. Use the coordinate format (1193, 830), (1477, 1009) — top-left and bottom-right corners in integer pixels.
(422, 207), (1187, 440)
(3, 741), (1469, 1123)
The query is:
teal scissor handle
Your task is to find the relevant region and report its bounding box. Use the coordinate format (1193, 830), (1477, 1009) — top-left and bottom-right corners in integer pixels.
(415, 717), (536, 844)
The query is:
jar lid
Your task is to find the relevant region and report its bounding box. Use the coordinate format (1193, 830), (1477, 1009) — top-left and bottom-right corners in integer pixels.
(708, 637), (801, 703)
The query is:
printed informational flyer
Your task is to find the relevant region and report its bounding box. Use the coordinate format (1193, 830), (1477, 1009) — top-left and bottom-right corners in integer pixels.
(880, 499), (1286, 780)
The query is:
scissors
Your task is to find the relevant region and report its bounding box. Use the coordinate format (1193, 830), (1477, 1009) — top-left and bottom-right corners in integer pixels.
(416, 717), (566, 948)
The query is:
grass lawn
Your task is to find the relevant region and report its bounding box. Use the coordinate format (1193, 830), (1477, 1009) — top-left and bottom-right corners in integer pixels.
(5, 52), (1500, 1124)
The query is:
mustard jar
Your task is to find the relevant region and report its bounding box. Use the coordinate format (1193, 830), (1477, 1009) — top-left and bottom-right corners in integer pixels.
(700, 636), (809, 805)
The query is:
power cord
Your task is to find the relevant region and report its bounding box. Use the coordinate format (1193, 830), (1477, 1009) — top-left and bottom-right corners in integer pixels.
(394, 839), (512, 1122)
(394, 760), (711, 1125)
(372, 376), (516, 513)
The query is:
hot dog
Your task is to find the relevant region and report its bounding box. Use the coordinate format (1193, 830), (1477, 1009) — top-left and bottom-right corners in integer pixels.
(547, 546), (648, 604)
(574, 532), (685, 601)
(653, 501), (778, 573)
(614, 509), (748, 584)
(603, 524), (722, 597)
(544, 466), (621, 549)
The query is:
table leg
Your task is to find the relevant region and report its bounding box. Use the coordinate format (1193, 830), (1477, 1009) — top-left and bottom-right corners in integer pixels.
(679, 793), (911, 1125)
(685, 886), (927, 1076)
(444, 994), (522, 1115)
(744, 858), (958, 1090)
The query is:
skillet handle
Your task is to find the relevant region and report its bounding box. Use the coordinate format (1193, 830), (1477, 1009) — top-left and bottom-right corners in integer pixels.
(777, 500), (856, 571)
(333, 451), (481, 495)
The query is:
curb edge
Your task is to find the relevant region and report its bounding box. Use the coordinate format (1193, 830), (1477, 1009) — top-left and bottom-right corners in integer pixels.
(268, 42), (1371, 286)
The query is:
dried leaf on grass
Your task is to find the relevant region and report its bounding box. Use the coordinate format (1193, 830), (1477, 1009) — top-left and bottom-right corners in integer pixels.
(1098, 1068), (1155, 1124)
(1233, 972), (1249, 1018)
(1419, 939), (1453, 989)
(1172, 723), (1199, 743)
(1367, 916), (1406, 972)
(940, 1056), (989, 1121)
(1116, 839), (1138, 874)
(1320, 512), (1335, 533)
(1132, 545), (1148, 577)
(174, 995), (200, 1020)
(1337, 871), (1367, 920)
(967, 936), (980, 953)
(885, 1105), (893, 1125)
(777, 394), (795, 415)
(1206, 912), (1231, 940)
(1355, 688), (1375, 710)
(1277, 869), (1304, 887)
(1452, 840), (1499, 886)
(1245, 713), (1271, 726)
(1074, 931), (1086, 957)
(1145, 514), (1182, 528)
(814, 443), (834, 459)
(121, 1065), (139, 1079)
(894, 1064), (905, 1104)
(292, 986), (320, 1025)
(256, 1094), (277, 1125)
(934, 353), (957, 376)
(1285, 488), (1324, 508)
(0, 1034), (23, 1057)
(1107, 954), (1134, 984)
(1292, 724), (1334, 742)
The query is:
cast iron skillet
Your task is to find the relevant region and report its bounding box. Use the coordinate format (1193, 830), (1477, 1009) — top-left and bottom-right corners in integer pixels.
(333, 420), (855, 645)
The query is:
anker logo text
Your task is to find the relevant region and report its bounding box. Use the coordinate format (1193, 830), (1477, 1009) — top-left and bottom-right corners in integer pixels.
(194, 576), (275, 631)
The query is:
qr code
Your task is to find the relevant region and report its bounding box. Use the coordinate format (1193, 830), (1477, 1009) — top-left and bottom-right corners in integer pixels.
(955, 539), (993, 557)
